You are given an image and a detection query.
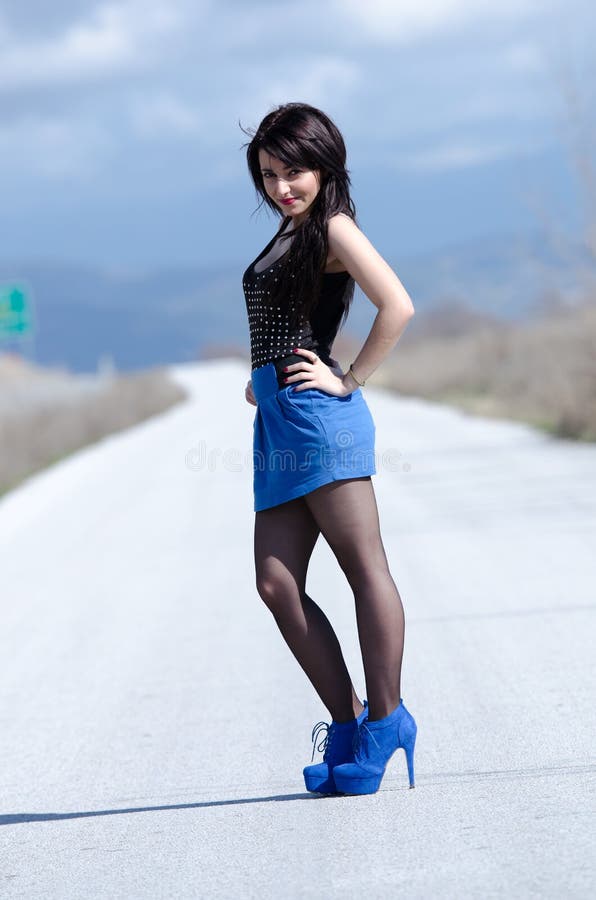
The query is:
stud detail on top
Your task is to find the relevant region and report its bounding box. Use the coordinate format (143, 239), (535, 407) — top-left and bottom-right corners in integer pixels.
(242, 246), (350, 370)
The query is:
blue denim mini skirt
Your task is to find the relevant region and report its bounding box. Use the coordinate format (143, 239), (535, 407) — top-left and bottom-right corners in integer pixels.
(251, 359), (376, 512)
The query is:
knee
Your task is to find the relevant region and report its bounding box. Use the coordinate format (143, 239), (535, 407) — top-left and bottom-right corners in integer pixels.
(255, 574), (288, 615)
(339, 550), (390, 593)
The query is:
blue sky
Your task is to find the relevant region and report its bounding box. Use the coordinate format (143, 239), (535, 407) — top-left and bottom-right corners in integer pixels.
(0, 0), (593, 268)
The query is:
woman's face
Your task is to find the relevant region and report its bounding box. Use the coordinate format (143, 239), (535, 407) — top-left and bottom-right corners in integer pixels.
(258, 150), (322, 224)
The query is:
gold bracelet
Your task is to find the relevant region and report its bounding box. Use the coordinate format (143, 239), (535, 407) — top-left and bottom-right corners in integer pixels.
(348, 363), (365, 386)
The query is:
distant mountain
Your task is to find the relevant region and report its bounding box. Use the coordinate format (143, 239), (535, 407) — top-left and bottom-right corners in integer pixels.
(0, 230), (590, 374)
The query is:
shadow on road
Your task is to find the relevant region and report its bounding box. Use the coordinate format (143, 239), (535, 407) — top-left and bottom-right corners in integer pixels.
(0, 792), (324, 825)
(3, 760), (594, 826)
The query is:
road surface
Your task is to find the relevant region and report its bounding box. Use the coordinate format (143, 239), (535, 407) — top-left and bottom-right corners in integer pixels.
(1, 358), (594, 898)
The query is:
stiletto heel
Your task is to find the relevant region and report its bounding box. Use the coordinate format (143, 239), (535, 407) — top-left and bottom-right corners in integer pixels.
(333, 698), (418, 796)
(402, 723), (417, 788)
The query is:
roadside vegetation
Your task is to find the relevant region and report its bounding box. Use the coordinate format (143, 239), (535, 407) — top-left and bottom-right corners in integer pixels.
(364, 294), (596, 442)
(0, 355), (187, 498)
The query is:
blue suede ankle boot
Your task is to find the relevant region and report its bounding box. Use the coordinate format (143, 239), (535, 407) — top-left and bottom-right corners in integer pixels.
(303, 702), (368, 795)
(333, 698), (417, 795)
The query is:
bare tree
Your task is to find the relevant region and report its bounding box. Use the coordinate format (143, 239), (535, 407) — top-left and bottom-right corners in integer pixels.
(530, 31), (596, 307)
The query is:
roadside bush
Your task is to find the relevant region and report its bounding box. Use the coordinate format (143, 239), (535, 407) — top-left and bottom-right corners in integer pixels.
(0, 365), (187, 496)
(374, 298), (596, 441)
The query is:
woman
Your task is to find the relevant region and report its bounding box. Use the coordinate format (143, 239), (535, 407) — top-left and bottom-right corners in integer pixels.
(240, 102), (417, 796)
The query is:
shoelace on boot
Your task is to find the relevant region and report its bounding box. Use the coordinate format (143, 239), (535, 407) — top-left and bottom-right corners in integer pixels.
(310, 721), (336, 762)
(352, 721), (381, 760)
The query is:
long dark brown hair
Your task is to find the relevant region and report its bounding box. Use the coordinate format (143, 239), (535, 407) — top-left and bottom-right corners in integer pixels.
(240, 102), (357, 329)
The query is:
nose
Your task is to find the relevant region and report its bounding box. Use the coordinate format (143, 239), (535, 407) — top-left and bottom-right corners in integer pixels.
(274, 178), (291, 198)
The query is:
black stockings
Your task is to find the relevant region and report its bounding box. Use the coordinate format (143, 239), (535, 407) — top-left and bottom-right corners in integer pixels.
(254, 477), (405, 722)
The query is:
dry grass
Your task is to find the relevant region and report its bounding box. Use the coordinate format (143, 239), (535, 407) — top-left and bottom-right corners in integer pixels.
(0, 360), (187, 497)
(370, 298), (596, 441)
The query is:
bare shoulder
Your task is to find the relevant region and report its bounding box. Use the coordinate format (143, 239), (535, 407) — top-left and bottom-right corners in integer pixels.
(325, 212), (415, 316)
(326, 212), (368, 260)
(326, 211), (378, 267)
(327, 211), (360, 233)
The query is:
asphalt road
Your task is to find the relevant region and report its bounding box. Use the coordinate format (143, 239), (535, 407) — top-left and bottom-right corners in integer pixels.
(1, 359), (594, 899)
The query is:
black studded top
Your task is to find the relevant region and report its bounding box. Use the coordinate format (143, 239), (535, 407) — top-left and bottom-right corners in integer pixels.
(242, 222), (351, 371)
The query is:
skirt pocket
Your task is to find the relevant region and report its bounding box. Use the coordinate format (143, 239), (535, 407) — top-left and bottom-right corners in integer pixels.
(278, 384), (314, 418)
(275, 386), (326, 440)
(308, 387), (376, 451)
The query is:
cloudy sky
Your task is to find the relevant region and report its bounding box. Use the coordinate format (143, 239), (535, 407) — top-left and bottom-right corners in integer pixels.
(0, 0), (593, 268)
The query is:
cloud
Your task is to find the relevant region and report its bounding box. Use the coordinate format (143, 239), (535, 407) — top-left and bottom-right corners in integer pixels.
(335, 0), (545, 43)
(130, 92), (203, 139)
(0, 0), (186, 91)
(242, 57), (361, 124)
(0, 0), (588, 237)
(393, 135), (549, 172)
(501, 41), (546, 74)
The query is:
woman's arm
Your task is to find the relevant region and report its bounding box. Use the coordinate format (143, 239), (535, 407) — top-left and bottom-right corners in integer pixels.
(327, 213), (415, 391)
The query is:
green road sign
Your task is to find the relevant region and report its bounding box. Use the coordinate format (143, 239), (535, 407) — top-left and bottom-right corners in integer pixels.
(0, 284), (35, 338)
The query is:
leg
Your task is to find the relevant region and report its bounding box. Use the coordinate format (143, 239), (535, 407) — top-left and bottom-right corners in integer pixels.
(254, 495), (364, 722)
(303, 477), (405, 721)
